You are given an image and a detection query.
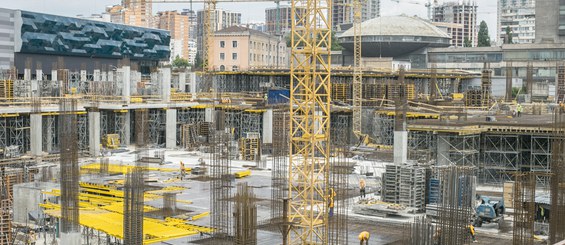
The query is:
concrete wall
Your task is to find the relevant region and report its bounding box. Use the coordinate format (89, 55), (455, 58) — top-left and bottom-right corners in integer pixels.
(13, 182), (58, 224)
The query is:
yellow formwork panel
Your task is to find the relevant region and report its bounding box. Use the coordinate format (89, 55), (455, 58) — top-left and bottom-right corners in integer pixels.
(81, 163), (180, 175)
(43, 209), (198, 244)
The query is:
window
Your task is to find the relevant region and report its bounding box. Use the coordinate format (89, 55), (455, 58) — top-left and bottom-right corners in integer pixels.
(232, 65), (239, 71)
(220, 41), (225, 48)
(232, 53), (238, 60)
(219, 65), (225, 71)
(220, 53), (225, 60)
(232, 41), (238, 48)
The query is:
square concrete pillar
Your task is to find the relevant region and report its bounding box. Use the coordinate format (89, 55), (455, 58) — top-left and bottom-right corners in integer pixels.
(51, 70), (57, 81)
(178, 72), (186, 92)
(393, 131), (408, 165)
(119, 66), (131, 103)
(166, 109), (177, 149)
(123, 111), (131, 146)
(89, 111), (101, 156)
(30, 114), (42, 156)
(80, 70), (87, 81)
(205, 107), (215, 123)
(93, 69), (101, 81)
(24, 68), (31, 80)
(160, 67), (171, 103)
(262, 109), (273, 144)
(36, 69), (43, 81)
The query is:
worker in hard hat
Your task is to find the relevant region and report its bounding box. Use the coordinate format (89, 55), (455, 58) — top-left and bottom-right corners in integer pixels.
(328, 188), (336, 217)
(360, 178), (366, 199)
(468, 223), (477, 243)
(517, 104), (523, 117)
(180, 161), (186, 180)
(358, 231), (370, 245)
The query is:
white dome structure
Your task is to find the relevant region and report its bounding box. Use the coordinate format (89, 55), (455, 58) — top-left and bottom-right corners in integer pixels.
(339, 15), (451, 57)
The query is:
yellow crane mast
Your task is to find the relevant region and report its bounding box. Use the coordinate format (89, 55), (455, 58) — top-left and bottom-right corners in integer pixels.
(288, 0), (332, 243)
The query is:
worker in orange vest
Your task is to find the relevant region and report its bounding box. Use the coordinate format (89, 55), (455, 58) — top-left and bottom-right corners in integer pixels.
(358, 231), (370, 245)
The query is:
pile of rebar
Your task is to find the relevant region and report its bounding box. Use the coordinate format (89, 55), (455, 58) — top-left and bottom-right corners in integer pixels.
(234, 182), (257, 245)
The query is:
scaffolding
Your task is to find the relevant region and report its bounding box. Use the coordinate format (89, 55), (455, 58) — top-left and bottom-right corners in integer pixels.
(436, 133), (480, 167)
(42, 115), (58, 153)
(59, 98), (80, 234)
(482, 134), (521, 184)
(374, 112), (394, 145)
(149, 109), (164, 146)
(234, 182), (257, 245)
(408, 131), (435, 163)
(513, 172), (536, 245)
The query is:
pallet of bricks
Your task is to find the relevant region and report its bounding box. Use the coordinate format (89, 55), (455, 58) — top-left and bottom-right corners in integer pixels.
(239, 132), (260, 161)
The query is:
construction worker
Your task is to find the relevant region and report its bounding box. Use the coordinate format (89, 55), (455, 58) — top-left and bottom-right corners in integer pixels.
(468, 223), (477, 243)
(328, 188), (336, 217)
(517, 104), (523, 117)
(433, 228), (442, 245)
(360, 178), (366, 199)
(180, 161), (186, 180)
(358, 231), (370, 245)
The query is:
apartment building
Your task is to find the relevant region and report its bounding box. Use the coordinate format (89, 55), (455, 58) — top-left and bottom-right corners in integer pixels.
(433, 1), (478, 47)
(210, 26), (287, 71)
(499, 0), (535, 44)
(196, 9), (242, 57)
(157, 11), (190, 61)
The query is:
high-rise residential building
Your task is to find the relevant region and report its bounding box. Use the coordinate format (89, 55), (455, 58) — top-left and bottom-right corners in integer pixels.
(210, 26), (287, 71)
(196, 9), (242, 57)
(105, 0), (154, 28)
(157, 11), (190, 62)
(332, 0), (380, 30)
(535, 0), (565, 43)
(498, 0), (535, 44)
(265, 6), (307, 35)
(181, 9), (198, 42)
(433, 1), (478, 47)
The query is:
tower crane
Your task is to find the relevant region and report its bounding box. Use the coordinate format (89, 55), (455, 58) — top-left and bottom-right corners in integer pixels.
(391, 0), (436, 20)
(352, 0), (365, 144)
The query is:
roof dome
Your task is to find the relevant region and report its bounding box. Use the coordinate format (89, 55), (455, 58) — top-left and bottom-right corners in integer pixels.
(338, 15), (451, 57)
(341, 15), (450, 38)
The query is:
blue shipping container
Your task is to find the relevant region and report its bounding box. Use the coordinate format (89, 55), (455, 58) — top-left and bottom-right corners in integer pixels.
(268, 89), (290, 104)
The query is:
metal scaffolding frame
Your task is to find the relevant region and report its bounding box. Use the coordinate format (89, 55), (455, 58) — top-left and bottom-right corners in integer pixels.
(149, 109), (164, 146)
(78, 114), (88, 152)
(0, 118), (5, 148)
(241, 112), (262, 138)
(9, 116), (30, 153)
(408, 131), (435, 163)
(374, 113), (394, 145)
(330, 113), (352, 147)
(531, 135), (552, 184)
(482, 134), (521, 184)
(42, 115), (58, 153)
(436, 133), (480, 167)
(113, 112), (127, 147)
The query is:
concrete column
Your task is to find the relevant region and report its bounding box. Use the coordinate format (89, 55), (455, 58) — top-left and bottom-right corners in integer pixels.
(30, 114), (42, 156)
(93, 69), (101, 81)
(80, 70), (87, 81)
(205, 107), (215, 123)
(178, 72), (186, 92)
(89, 111), (101, 156)
(36, 69), (43, 81)
(189, 72), (196, 95)
(51, 70), (57, 81)
(107, 71), (113, 82)
(60, 233), (81, 244)
(393, 131), (408, 165)
(101, 71), (107, 81)
(160, 67), (171, 103)
(24, 68), (31, 80)
(31, 79), (39, 97)
(123, 111), (131, 146)
(166, 109), (177, 149)
(262, 109), (273, 144)
(120, 66), (131, 103)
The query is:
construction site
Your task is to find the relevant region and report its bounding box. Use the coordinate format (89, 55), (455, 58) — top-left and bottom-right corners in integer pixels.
(1, 0), (565, 245)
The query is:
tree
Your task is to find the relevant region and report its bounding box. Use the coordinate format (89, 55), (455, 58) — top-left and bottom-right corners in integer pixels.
(477, 20), (491, 47)
(330, 31), (342, 51)
(505, 26), (513, 44)
(464, 37), (472, 47)
(172, 55), (190, 69)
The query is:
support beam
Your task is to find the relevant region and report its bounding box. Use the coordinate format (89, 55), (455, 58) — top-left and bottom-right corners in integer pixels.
(124, 111), (131, 146)
(120, 66), (131, 103)
(166, 109), (177, 149)
(205, 107), (215, 123)
(393, 131), (408, 164)
(178, 72), (186, 92)
(30, 114), (42, 156)
(88, 111), (101, 156)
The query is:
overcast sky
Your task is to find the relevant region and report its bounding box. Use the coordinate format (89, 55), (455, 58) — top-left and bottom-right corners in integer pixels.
(1, 0), (499, 41)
